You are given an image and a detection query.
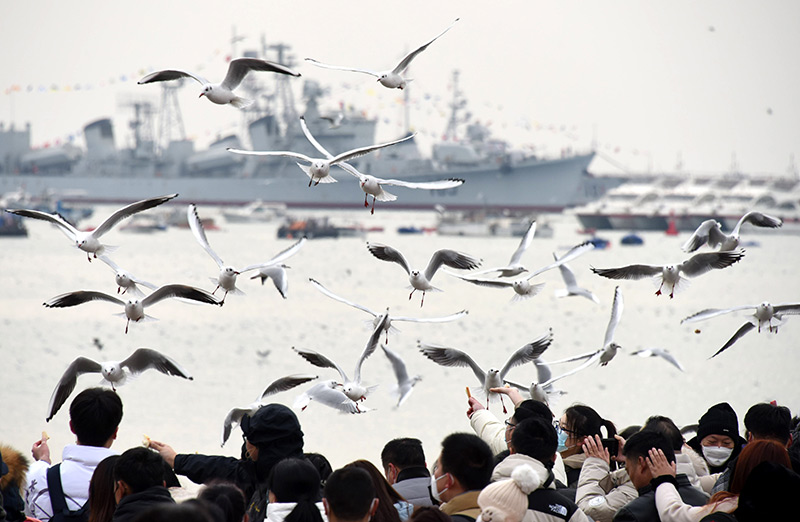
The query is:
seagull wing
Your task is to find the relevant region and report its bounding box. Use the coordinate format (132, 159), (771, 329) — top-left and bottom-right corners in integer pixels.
(425, 249), (481, 281)
(682, 219), (719, 252)
(391, 18), (460, 75)
(381, 344), (410, 385)
(774, 303), (800, 315)
(733, 211), (782, 236)
(354, 313), (389, 383)
(138, 69), (208, 85)
(528, 241), (595, 279)
(120, 348), (192, 379)
(141, 284), (221, 307)
(391, 310), (468, 324)
(509, 221), (537, 265)
(681, 305), (757, 324)
(304, 58), (380, 78)
(253, 265), (289, 299)
(603, 286), (624, 347)
(591, 263), (663, 280)
(187, 204), (225, 268)
(418, 342), (486, 384)
(499, 329), (554, 378)
(226, 148), (314, 162)
(293, 348), (349, 383)
(535, 359), (554, 386)
(445, 272), (514, 289)
(304, 382), (365, 413)
(46, 357), (102, 421)
(711, 322), (756, 358)
(308, 278), (377, 317)
(330, 134), (415, 165)
(299, 116), (335, 159)
(260, 374), (318, 400)
(655, 349), (685, 372)
(241, 237), (307, 273)
(222, 58), (300, 90)
(92, 194), (177, 238)
(541, 352), (602, 387)
(367, 242), (411, 275)
(44, 290), (124, 308)
(547, 348), (601, 365)
(679, 250), (745, 277)
(375, 177), (464, 190)
(221, 407), (253, 447)
(6, 209), (79, 241)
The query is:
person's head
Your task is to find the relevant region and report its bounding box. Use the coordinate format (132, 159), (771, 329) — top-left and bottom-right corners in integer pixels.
(688, 402), (744, 469)
(477, 464), (542, 522)
(324, 467), (378, 522)
(131, 499), (219, 522)
(558, 404), (616, 452)
(621, 430), (675, 489)
(743, 402), (792, 446)
(113, 447), (165, 502)
(409, 506), (452, 522)
(198, 482), (246, 522)
(88, 455), (120, 522)
(504, 400), (554, 449)
(729, 439), (791, 494)
(642, 416), (684, 451)
(304, 452), (333, 488)
(733, 461), (800, 522)
(69, 388), (123, 447)
(344, 460), (402, 522)
(240, 403), (304, 481)
(381, 438), (427, 484)
(268, 458), (324, 522)
(509, 418), (557, 469)
(434, 433), (494, 503)
(619, 425), (642, 441)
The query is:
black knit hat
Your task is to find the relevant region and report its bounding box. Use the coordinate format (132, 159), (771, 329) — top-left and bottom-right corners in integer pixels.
(694, 402), (744, 444)
(241, 403), (303, 447)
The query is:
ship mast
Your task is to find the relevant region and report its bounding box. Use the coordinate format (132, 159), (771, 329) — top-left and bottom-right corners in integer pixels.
(443, 70), (467, 141)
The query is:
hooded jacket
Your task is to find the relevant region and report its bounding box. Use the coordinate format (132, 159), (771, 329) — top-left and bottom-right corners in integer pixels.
(111, 485), (175, 522)
(1, 445), (29, 522)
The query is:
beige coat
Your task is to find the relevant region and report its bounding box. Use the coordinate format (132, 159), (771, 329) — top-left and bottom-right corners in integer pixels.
(574, 456), (638, 522)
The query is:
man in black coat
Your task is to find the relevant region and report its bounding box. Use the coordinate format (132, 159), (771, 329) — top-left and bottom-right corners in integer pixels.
(112, 447), (174, 522)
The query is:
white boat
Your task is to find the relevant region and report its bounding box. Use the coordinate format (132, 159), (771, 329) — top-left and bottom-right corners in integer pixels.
(221, 200), (287, 224)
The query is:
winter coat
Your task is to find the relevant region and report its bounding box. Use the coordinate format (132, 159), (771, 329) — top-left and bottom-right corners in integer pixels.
(612, 474), (709, 522)
(1, 445), (29, 522)
(24, 444), (117, 522)
(654, 481), (737, 522)
(111, 485), (175, 522)
(492, 454), (590, 522)
(265, 501), (327, 522)
(440, 490), (482, 522)
(470, 410), (568, 485)
(574, 456), (637, 522)
(392, 468), (434, 507)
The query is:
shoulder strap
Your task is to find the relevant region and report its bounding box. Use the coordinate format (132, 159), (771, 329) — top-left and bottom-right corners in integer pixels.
(46, 463), (69, 515)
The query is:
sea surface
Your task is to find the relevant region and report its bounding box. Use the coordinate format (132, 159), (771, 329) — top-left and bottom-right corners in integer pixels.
(2, 207), (798, 481)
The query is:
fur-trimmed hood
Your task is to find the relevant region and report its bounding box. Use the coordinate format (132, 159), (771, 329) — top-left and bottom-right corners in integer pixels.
(0, 444), (29, 491)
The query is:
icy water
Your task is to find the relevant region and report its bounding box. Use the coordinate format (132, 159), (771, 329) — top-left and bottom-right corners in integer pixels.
(2, 207), (798, 480)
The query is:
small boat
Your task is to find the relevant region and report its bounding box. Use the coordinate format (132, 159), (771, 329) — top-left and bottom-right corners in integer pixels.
(620, 233), (644, 246)
(277, 217), (365, 240)
(222, 200), (287, 224)
(588, 236), (611, 249)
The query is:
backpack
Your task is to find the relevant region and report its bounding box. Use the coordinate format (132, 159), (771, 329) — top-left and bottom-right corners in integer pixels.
(46, 464), (90, 522)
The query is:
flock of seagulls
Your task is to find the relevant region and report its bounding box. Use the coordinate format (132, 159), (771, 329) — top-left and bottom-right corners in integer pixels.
(6, 17), (794, 443)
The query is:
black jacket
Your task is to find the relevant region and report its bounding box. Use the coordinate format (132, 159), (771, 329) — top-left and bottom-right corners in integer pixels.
(612, 474), (708, 522)
(174, 453), (258, 498)
(111, 486), (174, 522)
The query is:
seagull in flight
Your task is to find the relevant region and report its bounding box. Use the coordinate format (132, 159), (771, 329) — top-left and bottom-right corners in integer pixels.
(220, 374), (318, 446)
(6, 194), (177, 261)
(448, 241), (595, 302)
(188, 204), (306, 302)
(138, 58), (300, 109)
(472, 221), (538, 277)
(293, 313), (389, 402)
(682, 211), (782, 252)
(294, 379), (370, 414)
(381, 344), (422, 409)
(227, 118), (414, 186)
(681, 301), (800, 357)
(98, 255), (158, 297)
(309, 278), (468, 343)
(418, 329), (553, 413)
(591, 250), (745, 298)
(630, 348), (685, 372)
(46, 348), (192, 421)
(367, 242), (481, 306)
(43, 284), (222, 333)
(543, 286), (624, 386)
(305, 18), (460, 90)
(552, 250), (600, 304)
(504, 358), (565, 405)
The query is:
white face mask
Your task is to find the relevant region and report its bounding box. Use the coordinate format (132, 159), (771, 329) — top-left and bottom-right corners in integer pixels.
(430, 472), (449, 502)
(703, 445), (733, 467)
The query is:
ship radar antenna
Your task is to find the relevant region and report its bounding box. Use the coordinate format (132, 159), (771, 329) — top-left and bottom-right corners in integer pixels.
(443, 70), (468, 141)
(157, 81), (186, 156)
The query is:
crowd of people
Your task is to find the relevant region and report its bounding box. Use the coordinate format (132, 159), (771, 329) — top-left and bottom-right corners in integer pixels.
(2, 386), (799, 522)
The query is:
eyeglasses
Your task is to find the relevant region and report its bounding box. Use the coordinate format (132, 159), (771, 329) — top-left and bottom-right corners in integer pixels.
(504, 419), (516, 428)
(553, 421), (577, 436)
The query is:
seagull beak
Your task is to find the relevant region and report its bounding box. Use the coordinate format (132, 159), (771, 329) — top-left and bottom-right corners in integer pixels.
(199, 92), (205, 98)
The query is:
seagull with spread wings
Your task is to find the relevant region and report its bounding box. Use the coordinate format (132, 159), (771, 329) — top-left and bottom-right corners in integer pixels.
(294, 380), (370, 414)
(98, 255), (158, 297)
(471, 221), (538, 277)
(552, 250), (600, 304)
(682, 211), (782, 252)
(381, 344), (422, 409)
(630, 348), (685, 372)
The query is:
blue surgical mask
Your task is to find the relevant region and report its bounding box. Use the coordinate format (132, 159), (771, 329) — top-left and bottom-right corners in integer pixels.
(557, 430), (568, 452)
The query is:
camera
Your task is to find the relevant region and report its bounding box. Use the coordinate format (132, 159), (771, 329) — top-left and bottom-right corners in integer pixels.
(601, 438), (619, 456)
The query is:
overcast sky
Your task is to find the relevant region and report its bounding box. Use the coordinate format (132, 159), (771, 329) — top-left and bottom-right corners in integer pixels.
(2, 1), (798, 175)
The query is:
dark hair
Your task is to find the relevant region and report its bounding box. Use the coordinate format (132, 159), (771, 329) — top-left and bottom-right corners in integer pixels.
(88, 455), (120, 522)
(744, 403), (791, 444)
(439, 433), (493, 491)
(69, 388), (123, 447)
(410, 506), (453, 522)
(564, 404), (616, 440)
(131, 499), (218, 522)
(324, 467), (376, 522)
(305, 452), (333, 487)
(198, 482), (246, 522)
(345, 460), (402, 522)
(511, 418), (557, 467)
(734, 461), (800, 522)
(114, 447), (164, 493)
(512, 400), (554, 423)
(268, 458), (323, 522)
(622, 430), (675, 464)
(381, 438), (426, 471)
(643, 416), (684, 451)
(619, 425), (643, 440)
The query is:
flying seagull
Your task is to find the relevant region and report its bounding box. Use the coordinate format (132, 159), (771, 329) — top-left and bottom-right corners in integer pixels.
(6, 194), (177, 261)
(630, 348), (685, 372)
(552, 250), (600, 304)
(305, 18), (460, 90)
(138, 58), (300, 108)
(46, 348), (192, 421)
(309, 278), (468, 343)
(227, 120), (414, 186)
(43, 284), (222, 333)
(98, 255), (158, 297)
(381, 344), (422, 409)
(366, 242), (481, 306)
(682, 211), (782, 252)
(418, 329), (553, 413)
(591, 250), (745, 298)
(504, 358), (565, 405)
(294, 379), (370, 414)
(471, 221), (538, 277)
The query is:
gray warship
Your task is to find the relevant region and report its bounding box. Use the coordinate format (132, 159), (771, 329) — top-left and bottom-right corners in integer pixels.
(0, 44), (625, 211)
